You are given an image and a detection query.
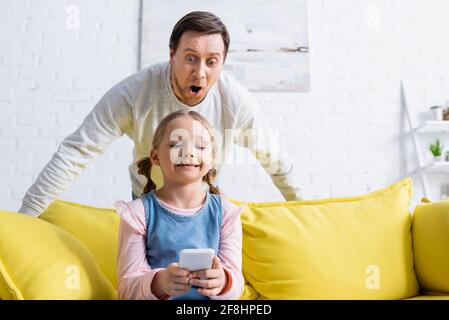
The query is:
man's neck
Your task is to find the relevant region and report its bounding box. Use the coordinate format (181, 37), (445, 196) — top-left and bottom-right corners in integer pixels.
(155, 181), (207, 209)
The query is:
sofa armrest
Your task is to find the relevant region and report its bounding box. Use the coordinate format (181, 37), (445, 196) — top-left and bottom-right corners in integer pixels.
(412, 200), (449, 294)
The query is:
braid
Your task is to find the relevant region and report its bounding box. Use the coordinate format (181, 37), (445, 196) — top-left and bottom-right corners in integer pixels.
(203, 168), (222, 195)
(136, 157), (156, 196)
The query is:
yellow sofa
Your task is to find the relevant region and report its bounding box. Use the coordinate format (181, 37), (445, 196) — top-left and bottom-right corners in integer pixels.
(0, 178), (448, 300)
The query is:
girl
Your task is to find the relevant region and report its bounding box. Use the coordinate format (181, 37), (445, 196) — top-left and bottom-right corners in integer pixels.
(114, 110), (245, 300)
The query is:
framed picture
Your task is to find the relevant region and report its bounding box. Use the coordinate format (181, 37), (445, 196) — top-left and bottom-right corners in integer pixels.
(141, 0), (310, 92)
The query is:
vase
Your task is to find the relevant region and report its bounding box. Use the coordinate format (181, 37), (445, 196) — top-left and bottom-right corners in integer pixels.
(431, 107), (443, 121)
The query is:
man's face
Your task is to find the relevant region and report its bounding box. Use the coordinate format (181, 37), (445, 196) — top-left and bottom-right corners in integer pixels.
(169, 31), (225, 106)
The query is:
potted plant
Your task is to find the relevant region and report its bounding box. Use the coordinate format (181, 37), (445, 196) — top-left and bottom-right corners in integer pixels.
(428, 138), (443, 161)
(430, 106), (443, 121)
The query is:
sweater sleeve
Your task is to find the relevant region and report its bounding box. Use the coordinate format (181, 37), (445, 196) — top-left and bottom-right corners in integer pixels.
(233, 92), (304, 201)
(210, 196), (246, 300)
(18, 83), (134, 216)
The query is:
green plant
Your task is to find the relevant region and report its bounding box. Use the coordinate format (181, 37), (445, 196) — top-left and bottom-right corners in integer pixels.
(428, 138), (443, 157)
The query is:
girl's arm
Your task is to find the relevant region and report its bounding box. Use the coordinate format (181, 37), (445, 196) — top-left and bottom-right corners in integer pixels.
(210, 196), (246, 300)
(115, 200), (169, 300)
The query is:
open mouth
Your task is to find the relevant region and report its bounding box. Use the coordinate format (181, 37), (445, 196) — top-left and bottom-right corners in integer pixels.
(189, 86), (202, 97)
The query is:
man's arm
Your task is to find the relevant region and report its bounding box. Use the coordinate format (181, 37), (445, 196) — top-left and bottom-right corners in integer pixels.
(19, 84), (134, 216)
(233, 94), (303, 201)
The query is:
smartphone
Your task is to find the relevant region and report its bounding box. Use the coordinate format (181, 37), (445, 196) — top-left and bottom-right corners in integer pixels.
(178, 248), (215, 272)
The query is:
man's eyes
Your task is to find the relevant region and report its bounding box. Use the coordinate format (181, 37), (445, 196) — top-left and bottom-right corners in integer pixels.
(185, 56), (218, 66)
(207, 59), (218, 66)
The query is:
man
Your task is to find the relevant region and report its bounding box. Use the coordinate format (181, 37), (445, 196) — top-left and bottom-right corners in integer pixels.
(19, 11), (303, 216)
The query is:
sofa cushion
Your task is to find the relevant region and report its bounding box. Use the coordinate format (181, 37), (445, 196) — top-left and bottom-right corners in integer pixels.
(234, 178), (419, 299)
(39, 199), (120, 289)
(412, 199), (449, 295)
(0, 210), (116, 300)
(406, 295), (449, 300)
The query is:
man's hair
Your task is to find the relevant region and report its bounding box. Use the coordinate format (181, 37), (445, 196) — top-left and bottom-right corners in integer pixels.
(169, 11), (230, 61)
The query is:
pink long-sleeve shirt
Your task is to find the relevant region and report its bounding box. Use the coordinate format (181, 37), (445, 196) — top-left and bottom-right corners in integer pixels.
(114, 193), (246, 300)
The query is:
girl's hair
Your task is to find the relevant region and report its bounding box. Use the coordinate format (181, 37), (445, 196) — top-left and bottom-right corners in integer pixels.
(136, 109), (222, 196)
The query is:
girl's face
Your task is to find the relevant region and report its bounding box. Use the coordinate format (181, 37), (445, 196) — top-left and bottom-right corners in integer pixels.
(151, 116), (214, 185)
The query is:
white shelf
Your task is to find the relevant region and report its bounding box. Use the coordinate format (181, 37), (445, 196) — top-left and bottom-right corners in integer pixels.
(402, 79), (449, 199)
(416, 121), (449, 133)
(423, 161), (449, 173)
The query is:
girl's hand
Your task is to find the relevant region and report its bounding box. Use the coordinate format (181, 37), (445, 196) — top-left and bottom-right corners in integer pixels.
(188, 256), (227, 296)
(153, 262), (192, 297)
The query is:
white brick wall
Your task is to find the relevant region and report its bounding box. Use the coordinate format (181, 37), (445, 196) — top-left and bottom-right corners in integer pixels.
(0, 0), (139, 211)
(1, 0), (449, 213)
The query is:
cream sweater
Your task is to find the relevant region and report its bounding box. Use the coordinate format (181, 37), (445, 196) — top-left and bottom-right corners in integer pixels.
(19, 62), (303, 216)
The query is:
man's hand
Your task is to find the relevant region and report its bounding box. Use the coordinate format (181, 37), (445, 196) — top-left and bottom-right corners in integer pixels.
(188, 256), (227, 296)
(17, 204), (41, 217)
(152, 263), (191, 297)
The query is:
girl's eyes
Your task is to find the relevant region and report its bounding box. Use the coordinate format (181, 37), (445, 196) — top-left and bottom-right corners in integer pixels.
(169, 143), (208, 150)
